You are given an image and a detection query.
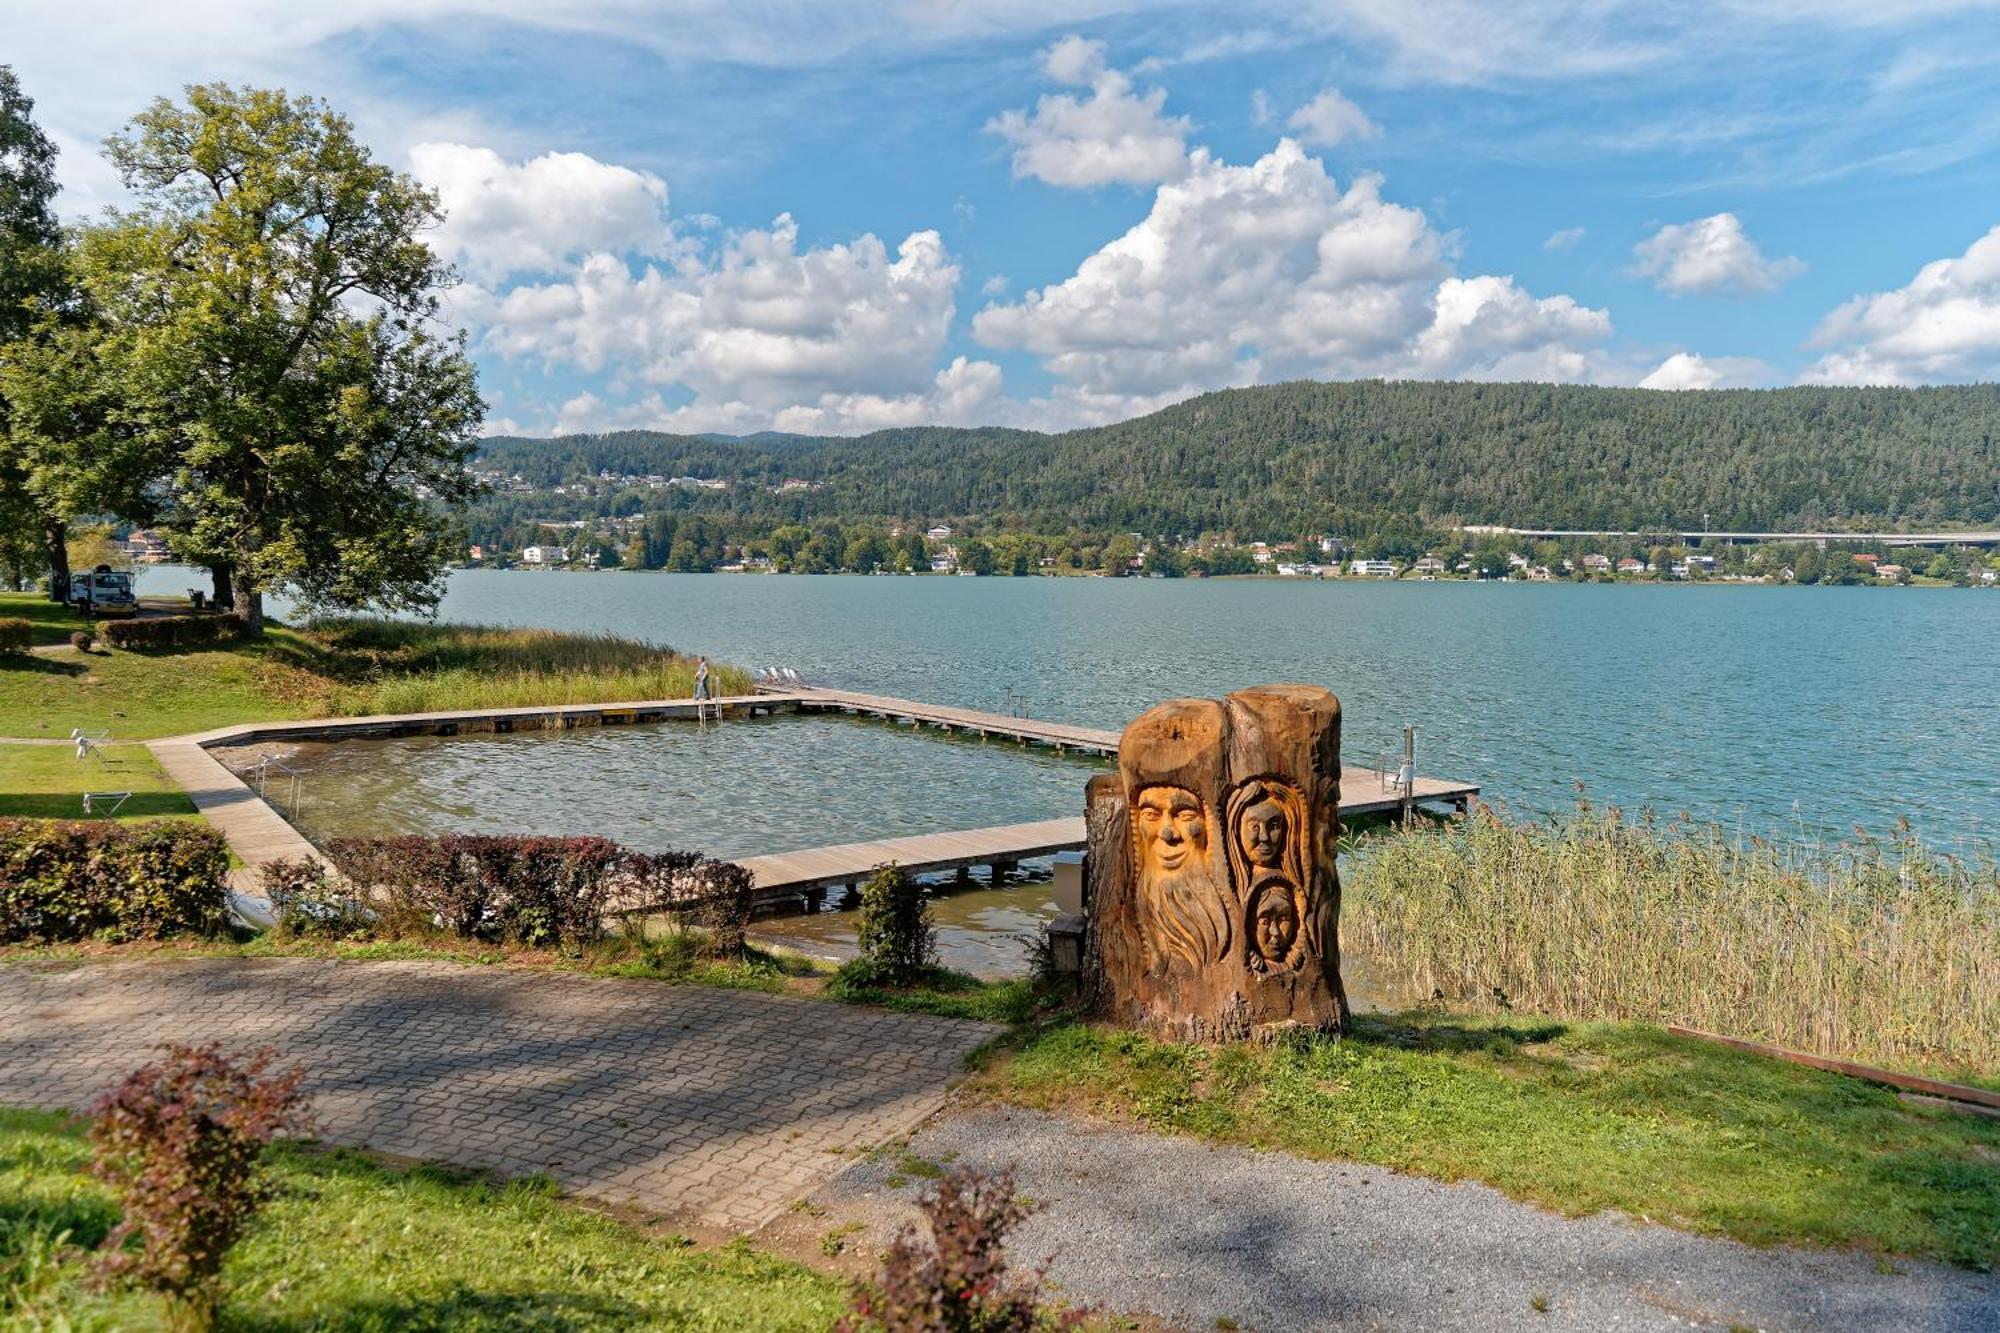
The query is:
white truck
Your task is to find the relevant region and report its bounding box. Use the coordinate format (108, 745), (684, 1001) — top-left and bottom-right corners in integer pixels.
(67, 565), (138, 617)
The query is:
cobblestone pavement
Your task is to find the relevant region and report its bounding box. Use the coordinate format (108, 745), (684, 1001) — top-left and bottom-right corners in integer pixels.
(0, 958), (997, 1230)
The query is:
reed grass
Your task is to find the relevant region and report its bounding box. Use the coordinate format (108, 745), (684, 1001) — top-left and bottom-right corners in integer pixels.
(274, 618), (753, 716)
(1343, 803), (2000, 1075)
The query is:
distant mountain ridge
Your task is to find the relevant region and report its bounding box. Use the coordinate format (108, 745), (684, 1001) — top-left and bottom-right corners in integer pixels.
(475, 380), (2000, 533)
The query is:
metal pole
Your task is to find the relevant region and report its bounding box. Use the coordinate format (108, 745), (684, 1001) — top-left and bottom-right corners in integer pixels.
(1399, 724), (1417, 824)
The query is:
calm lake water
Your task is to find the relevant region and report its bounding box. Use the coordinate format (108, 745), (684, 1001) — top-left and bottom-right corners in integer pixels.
(178, 567), (1998, 978)
(305, 569), (2000, 841)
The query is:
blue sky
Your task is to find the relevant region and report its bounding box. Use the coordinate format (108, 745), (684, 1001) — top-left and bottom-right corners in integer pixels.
(12, 2), (2000, 434)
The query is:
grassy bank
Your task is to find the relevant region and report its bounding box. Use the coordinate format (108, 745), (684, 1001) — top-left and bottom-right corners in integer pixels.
(0, 594), (749, 740)
(0, 743), (198, 822)
(979, 1014), (2000, 1269)
(0, 1107), (843, 1330)
(1343, 805), (2000, 1076)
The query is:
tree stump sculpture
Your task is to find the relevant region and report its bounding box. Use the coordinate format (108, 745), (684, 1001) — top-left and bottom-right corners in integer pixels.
(1084, 684), (1349, 1039)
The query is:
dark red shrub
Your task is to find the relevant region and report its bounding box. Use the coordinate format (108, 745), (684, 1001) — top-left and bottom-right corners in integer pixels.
(622, 848), (756, 958)
(839, 1166), (1082, 1333)
(88, 1044), (312, 1331)
(98, 615), (248, 650)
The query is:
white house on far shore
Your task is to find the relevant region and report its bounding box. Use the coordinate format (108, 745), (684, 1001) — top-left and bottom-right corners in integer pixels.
(521, 544), (567, 566)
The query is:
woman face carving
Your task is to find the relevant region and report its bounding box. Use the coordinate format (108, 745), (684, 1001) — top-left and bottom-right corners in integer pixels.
(1254, 888), (1299, 961)
(1134, 786), (1207, 875)
(1239, 796), (1288, 869)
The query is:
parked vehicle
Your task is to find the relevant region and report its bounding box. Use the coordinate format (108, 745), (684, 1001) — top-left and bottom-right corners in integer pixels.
(67, 565), (138, 617)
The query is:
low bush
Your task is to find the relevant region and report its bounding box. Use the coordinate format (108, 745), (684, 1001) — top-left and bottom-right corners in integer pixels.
(0, 818), (230, 943)
(259, 857), (369, 938)
(622, 847), (756, 957)
(853, 862), (936, 988)
(70, 629), (94, 652)
(838, 1165), (1079, 1333)
(0, 616), (30, 653)
(89, 1044), (311, 1332)
(324, 834), (750, 951)
(99, 615), (246, 650)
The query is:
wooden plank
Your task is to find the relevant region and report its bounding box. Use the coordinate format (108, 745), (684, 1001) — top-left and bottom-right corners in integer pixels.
(1666, 1025), (2000, 1111)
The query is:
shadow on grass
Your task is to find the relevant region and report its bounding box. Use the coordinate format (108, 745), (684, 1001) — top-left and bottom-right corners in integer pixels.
(223, 1287), (648, 1332)
(0, 792), (198, 820)
(0, 654), (86, 678)
(1343, 1013), (1570, 1055)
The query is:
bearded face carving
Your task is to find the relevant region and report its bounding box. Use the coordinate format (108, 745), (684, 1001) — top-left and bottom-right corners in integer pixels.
(1130, 784), (1231, 971)
(1094, 685), (1347, 1038)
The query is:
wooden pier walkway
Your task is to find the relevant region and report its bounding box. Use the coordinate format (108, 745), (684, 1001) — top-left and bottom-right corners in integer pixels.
(737, 817), (1085, 904)
(136, 685), (1476, 913)
(781, 685), (1478, 818)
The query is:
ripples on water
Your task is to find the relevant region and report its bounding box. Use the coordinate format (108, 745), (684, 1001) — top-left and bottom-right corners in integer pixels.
(203, 566), (1997, 984)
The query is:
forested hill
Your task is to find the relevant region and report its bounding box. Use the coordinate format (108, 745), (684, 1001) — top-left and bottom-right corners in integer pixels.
(475, 381), (2000, 533)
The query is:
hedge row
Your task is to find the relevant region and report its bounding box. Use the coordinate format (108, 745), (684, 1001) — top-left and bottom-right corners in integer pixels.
(98, 614), (248, 649)
(265, 835), (755, 953)
(0, 617), (30, 653)
(0, 819), (231, 943)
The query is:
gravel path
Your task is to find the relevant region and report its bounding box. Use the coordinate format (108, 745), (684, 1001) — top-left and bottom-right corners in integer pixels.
(808, 1105), (1999, 1332)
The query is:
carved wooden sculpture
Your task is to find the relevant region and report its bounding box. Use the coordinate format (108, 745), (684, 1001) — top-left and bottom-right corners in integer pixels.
(1085, 685), (1348, 1039)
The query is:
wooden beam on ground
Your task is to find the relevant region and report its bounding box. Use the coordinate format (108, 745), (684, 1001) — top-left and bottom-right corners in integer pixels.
(1666, 1025), (2000, 1111)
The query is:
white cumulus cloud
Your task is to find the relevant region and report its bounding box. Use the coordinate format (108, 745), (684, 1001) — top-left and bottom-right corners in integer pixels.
(985, 35), (1191, 188)
(458, 213), (1004, 434)
(1632, 212), (1804, 296)
(1286, 88), (1379, 147)
(412, 142), (676, 281)
(1638, 351), (1773, 389)
(1800, 224), (2000, 384)
(1544, 226), (1587, 252)
(972, 139), (1613, 424)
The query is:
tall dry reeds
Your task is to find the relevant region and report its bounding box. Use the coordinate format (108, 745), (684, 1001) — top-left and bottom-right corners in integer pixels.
(1343, 803), (1999, 1074)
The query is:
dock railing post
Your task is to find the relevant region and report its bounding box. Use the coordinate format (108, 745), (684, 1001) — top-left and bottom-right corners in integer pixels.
(1399, 724), (1417, 824)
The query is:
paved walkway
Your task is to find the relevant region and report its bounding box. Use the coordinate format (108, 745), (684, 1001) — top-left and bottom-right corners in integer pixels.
(0, 959), (996, 1231)
(810, 1107), (2000, 1332)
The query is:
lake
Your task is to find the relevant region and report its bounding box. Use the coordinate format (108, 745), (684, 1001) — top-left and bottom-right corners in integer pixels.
(248, 568), (1998, 843)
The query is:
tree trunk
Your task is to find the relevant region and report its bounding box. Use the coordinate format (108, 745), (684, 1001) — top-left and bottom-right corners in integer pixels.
(1086, 684), (1349, 1040)
(208, 562), (234, 612)
(238, 574), (264, 630)
(44, 518), (69, 603)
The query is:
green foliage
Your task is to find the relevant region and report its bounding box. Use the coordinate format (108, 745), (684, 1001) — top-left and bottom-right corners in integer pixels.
(97, 613), (247, 649)
(0, 614), (28, 652)
(988, 1015), (2000, 1269)
(0, 817), (229, 942)
(1344, 806), (2000, 1073)
(853, 862), (937, 988)
(87, 1044), (312, 1331)
(473, 381), (2000, 537)
(1, 1107), (846, 1330)
(827, 964), (1043, 1024)
(260, 856), (370, 939)
(79, 84), (483, 620)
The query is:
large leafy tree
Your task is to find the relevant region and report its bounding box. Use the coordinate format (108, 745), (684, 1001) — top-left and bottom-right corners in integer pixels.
(87, 84), (483, 623)
(0, 65), (72, 597)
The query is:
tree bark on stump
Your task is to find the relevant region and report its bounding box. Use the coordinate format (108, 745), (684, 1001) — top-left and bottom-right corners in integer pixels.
(1083, 684), (1349, 1040)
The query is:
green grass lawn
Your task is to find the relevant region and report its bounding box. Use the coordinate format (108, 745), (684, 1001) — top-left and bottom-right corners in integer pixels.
(0, 593), (750, 741)
(0, 742), (200, 821)
(0, 639), (303, 740)
(0, 591), (97, 646)
(0, 1107), (846, 1331)
(978, 1013), (2000, 1270)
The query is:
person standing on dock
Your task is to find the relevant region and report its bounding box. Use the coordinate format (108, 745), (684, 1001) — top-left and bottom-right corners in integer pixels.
(693, 657), (710, 701)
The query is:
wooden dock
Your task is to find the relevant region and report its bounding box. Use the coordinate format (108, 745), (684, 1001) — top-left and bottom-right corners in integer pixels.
(780, 685), (1478, 818)
(737, 817), (1085, 906)
(141, 685), (1477, 915)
